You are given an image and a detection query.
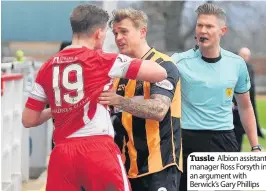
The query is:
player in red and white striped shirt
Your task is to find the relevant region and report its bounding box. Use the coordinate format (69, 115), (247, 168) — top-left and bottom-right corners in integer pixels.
(22, 4), (166, 191)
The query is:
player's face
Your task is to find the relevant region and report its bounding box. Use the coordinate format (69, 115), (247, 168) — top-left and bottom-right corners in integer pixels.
(113, 18), (143, 56)
(195, 14), (227, 50)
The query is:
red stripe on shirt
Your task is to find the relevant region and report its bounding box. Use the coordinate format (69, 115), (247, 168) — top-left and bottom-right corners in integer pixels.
(125, 59), (142, 79)
(25, 97), (46, 111)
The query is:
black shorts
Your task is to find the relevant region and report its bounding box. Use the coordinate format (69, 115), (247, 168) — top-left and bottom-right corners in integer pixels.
(179, 129), (239, 191)
(130, 165), (181, 191)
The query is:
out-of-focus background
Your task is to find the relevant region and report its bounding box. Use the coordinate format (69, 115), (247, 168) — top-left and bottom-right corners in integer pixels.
(2, 1), (266, 92)
(1, 1), (265, 191)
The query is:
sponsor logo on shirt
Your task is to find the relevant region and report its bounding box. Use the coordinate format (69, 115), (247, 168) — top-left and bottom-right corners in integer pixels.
(117, 84), (126, 92)
(155, 79), (174, 90)
(52, 56), (78, 64)
(117, 54), (130, 63)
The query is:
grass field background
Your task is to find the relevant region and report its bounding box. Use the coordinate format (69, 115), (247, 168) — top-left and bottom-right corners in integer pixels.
(242, 96), (266, 151)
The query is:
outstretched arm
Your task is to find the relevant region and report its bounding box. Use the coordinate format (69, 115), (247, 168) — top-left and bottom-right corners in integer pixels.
(107, 54), (167, 83)
(100, 92), (170, 121)
(101, 61), (179, 121)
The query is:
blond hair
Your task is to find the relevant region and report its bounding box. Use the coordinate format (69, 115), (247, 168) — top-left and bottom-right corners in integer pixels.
(109, 8), (148, 29)
(196, 3), (226, 24)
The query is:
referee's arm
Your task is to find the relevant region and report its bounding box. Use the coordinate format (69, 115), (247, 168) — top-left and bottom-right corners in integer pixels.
(234, 61), (259, 149)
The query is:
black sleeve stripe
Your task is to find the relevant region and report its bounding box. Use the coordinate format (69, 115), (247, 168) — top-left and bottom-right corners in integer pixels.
(155, 58), (163, 64)
(145, 52), (155, 60)
(234, 89), (250, 94)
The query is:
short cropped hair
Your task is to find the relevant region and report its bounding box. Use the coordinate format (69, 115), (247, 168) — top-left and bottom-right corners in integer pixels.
(109, 8), (148, 29)
(195, 3), (226, 24)
(70, 4), (109, 34)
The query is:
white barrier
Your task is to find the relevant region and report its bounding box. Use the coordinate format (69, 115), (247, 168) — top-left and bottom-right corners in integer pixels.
(1, 74), (24, 191)
(1, 61), (53, 185)
(21, 93), (30, 182)
(2, 62), (34, 183)
(1, 63), (13, 73)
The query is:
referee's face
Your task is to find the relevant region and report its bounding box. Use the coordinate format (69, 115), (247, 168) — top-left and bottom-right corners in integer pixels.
(112, 18), (143, 57)
(195, 14), (227, 49)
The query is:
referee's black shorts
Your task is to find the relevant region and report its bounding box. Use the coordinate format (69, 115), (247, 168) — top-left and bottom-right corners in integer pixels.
(179, 129), (239, 191)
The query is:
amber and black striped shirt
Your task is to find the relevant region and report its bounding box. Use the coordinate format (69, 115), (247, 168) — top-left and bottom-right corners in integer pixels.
(112, 48), (182, 178)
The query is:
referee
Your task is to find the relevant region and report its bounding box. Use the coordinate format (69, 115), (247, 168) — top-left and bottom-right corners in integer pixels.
(171, 3), (262, 191)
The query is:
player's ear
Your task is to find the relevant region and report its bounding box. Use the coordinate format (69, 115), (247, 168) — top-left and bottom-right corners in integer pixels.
(220, 25), (227, 37)
(94, 28), (101, 39)
(140, 27), (147, 39)
(94, 26), (107, 39)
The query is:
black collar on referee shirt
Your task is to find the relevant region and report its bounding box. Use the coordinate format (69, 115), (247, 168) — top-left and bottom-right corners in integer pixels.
(202, 54), (222, 63)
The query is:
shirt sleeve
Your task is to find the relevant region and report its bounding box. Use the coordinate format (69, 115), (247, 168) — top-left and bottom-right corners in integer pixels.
(25, 69), (48, 111)
(150, 61), (179, 100)
(235, 60), (251, 94)
(171, 52), (180, 64)
(107, 54), (142, 79)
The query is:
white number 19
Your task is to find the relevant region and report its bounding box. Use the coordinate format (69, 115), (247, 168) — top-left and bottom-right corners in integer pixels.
(53, 64), (84, 106)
